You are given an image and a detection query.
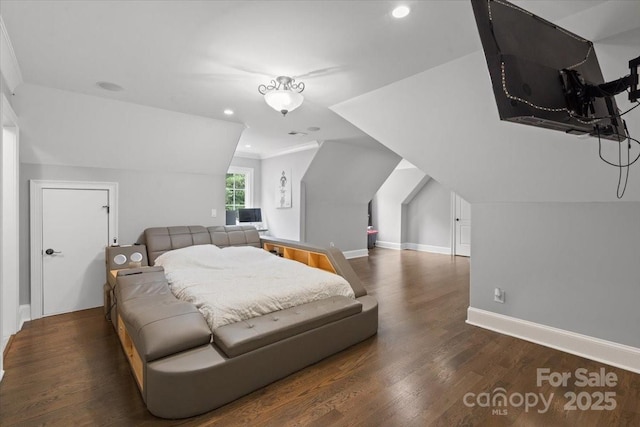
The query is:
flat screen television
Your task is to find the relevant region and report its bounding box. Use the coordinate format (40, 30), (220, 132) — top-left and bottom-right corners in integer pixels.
(471, 0), (627, 140)
(238, 208), (262, 223)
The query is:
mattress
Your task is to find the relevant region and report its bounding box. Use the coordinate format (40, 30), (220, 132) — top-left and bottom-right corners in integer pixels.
(154, 244), (355, 330)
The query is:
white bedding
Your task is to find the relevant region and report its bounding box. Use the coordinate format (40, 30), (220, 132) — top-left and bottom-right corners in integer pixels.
(154, 244), (355, 330)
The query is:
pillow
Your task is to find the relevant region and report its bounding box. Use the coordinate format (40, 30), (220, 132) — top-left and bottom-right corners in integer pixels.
(154, 244), (221, 270)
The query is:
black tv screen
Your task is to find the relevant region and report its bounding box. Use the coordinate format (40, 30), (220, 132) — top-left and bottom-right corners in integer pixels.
(471, 0), (623, 140)
(238, 208), (262, 223)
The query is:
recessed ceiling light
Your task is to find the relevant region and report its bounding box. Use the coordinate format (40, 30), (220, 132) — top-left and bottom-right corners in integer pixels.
(224, 109), (234, 115)
(96, 81), (124, 92)
(245, 144), (252, 148)
(392, 5), (410, 19)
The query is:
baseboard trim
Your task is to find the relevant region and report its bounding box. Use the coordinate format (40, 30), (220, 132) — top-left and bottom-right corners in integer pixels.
(403, 243), (452, 255)
(467, 307), (640, 374)
(375, 241), (452, 255)
(3, 334), (15, 358)
(343, 249), (369, 259)
(374, 240), (402, 250)
(19, 304), (31, 330)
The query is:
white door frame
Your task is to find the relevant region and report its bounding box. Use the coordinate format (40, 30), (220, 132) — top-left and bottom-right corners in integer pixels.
(450, 192), (457, 255)
(451, 192), (471, 257)
(30, 180), (118, 319)
(1, 93), (19, 381)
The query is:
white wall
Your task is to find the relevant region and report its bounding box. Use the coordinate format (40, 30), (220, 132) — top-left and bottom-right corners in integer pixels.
(261, 147), (317, 240)
(302, 138), (400, 253)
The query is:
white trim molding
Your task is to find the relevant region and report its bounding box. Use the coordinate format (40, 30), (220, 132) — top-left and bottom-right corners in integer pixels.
(1, 93), (20, 384)
(261, 141), (320, 159)
(343, 249), (369, 259)
(2, 93), (18, 124)
(375, 240), (403, 251)
(375, 240), (452, 255)
(227, 166), (254, 208)
(18, 304), (30, 330)
(467, 307), (640, 374)
(30, 180), (118, 320)
(0, 16), (24, 92)
(403, 242), (452, 255)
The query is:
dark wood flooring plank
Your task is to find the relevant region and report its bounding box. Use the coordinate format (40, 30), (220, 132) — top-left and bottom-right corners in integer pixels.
(1, 248), (638, 426)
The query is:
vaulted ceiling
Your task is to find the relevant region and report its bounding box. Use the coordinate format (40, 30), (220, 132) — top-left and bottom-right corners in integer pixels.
(1, 0), (632, 158)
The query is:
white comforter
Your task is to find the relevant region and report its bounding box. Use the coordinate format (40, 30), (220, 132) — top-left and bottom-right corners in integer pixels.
(154, 244), (355, 330)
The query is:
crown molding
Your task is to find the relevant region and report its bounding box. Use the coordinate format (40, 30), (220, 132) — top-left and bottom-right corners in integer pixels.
(261, 141), (320, 160)
(233, 150), (261, 160)
(0, 15), (23, 93)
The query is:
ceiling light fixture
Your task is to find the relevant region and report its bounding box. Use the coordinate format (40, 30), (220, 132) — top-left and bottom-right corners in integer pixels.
(392, 5), (410, 19)
(258, 76), (305, 116)
(224, 109), (234, 115)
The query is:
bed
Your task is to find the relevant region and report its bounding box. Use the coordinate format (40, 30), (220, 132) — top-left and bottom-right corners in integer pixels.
(106, 225), (378, 419)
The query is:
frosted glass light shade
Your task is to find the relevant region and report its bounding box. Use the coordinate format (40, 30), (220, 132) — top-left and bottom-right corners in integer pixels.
(264, 90), (304, 115)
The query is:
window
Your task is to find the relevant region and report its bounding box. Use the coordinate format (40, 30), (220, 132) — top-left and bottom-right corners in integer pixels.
(226, 167), (253, 211)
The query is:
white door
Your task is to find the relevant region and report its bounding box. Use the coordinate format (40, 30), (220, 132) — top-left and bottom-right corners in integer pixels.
(454, 194), (471, 257)
(42, 188), (110, 316)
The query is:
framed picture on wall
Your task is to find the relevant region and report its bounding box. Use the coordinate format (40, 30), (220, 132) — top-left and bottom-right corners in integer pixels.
(276, 169), (292, 209)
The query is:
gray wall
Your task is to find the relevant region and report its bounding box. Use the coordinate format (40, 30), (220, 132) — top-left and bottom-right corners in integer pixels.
(372, 167), (427, 245)
(261, 148), (317, 241)
(303, 139), (400, 252)
(372, 169), (452, 251)
(333, 49), (640, 202)
(405, 178), (452, 249)
(332, 18), (640, 349)
(13, 84), (243, 306)
(472, 202), (640, 348)
(1, 72), (13, 103)
(19, 163), (226, 304)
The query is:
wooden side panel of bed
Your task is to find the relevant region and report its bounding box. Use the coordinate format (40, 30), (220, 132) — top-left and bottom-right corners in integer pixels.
(117, 313), (144, 392)
(262, 242), (337, 274)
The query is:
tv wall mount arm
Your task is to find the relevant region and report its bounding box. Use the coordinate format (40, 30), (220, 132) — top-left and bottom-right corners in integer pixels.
(562, 55), (640, 118)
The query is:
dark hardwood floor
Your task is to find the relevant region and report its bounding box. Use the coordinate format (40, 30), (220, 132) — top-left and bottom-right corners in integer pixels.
(1, 249), (639, 426)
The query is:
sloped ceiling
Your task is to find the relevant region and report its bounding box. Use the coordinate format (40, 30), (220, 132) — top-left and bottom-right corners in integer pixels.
(332, 4), (640, 202)
(0, 0), (618, 158)
(14, 83), (244, 174)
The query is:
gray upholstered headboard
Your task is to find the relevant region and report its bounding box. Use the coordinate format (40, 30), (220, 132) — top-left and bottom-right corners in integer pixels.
(144, 225), (261, 265)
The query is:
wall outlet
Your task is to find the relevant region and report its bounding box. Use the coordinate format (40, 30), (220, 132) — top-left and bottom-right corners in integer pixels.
(494, 287), (505, 303)
(211, 209), (217, 218)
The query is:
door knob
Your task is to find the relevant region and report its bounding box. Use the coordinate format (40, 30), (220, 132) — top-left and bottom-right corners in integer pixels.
(456, 218), (460, 222)
(45, 248), (62, 255)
